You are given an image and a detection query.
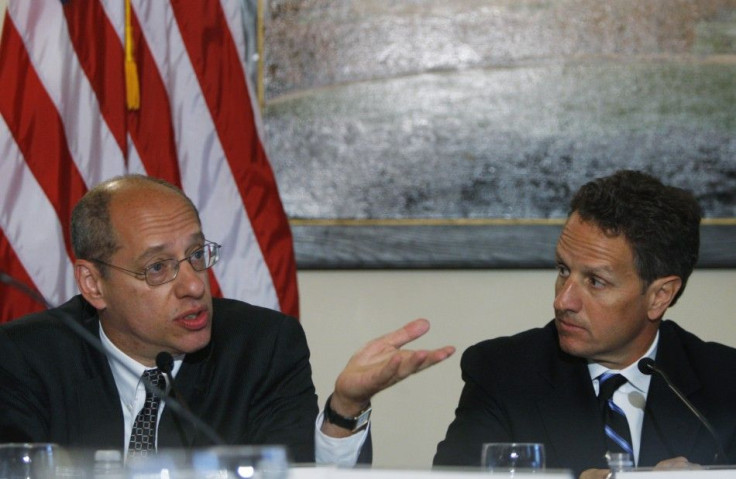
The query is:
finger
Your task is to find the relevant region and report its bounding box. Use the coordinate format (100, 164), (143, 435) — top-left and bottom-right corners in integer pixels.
(366, 352), (405, 391)
(394, 350), (430, 379)
(425, 345), (456, 365)
(374, 318), (431, 349)
(395, 346), (455, 378)
(351, 346), (456, 401)
(372, 350), (432, 389)
(397, 346), (454, 376)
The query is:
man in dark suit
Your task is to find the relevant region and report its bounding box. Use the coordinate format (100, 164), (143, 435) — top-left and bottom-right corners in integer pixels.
(0, 174), (455, 465)
(434, 170), (736, 478)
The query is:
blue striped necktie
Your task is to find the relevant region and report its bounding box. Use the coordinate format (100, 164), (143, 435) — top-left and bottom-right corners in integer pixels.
(598, 372), (634, 457)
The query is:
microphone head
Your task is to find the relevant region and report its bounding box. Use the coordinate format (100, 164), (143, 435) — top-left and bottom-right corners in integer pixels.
(638, 357), (656, 375)
(156, 351), (175, 374)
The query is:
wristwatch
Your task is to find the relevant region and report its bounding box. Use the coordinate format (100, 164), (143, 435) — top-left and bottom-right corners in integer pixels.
(324, 394), (372, 431)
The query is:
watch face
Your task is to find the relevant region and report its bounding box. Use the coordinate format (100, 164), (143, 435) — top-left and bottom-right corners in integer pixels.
(354, 407), (372, 431)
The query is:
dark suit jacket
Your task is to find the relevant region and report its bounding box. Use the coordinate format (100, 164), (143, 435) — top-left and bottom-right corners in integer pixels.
(433, 320), (736, 475)
(0, 295), (321, 462)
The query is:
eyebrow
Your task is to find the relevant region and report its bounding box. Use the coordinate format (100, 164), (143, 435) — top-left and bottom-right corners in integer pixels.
(554, 252), (615, 277)
(134, 232), (205, 264)
(582, 265), (615, 278)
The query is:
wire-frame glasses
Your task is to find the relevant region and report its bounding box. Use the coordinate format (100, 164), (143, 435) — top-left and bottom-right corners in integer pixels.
(92, 241), (221, 286)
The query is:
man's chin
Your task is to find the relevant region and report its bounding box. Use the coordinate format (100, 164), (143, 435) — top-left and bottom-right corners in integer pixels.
(177, 328), (212, 355)
(557, 336), (590, 360)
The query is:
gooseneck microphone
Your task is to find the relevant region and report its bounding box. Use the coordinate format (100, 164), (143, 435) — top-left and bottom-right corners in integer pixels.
(155, 351), (194, 415)
(637, 357), (727, 464)
(0, 270), (225, 446)
(156, 351), (214, 446)
(0, 271), (48, 307)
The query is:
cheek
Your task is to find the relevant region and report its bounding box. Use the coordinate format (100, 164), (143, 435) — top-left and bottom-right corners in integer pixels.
(590, 296), (642, 336)
(113, 288), (166, 327)
(605, 289), (645, 316)
(578, 295), (617, 332)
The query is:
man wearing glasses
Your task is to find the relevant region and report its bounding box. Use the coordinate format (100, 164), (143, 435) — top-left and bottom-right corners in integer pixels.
(0, 175), (454, 465)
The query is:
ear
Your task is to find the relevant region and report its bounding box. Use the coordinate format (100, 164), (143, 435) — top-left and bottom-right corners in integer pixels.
(74, 260), (108, 310)
(646, 275), (682, 321)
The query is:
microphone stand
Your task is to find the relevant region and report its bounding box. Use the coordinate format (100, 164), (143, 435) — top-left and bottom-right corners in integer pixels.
(638, 358), (727, 465)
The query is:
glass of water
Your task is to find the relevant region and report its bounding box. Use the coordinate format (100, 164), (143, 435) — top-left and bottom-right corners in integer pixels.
(482, 442), (545, 473)
(0, 443), (62, 479)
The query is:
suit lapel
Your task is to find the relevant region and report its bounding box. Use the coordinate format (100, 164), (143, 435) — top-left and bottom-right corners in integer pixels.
(536, 352), (610, 470)
(73, 314), (125, 448)
(75, 371), (124, 448)
(158, 343), (212, 448)
(639, 323), (702, 466)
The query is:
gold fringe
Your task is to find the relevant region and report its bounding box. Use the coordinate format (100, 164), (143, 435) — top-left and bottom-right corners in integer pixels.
(124, 0), (140, 110)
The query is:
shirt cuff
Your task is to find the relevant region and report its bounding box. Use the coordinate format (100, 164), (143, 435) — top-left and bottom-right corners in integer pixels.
(314, 410), (369, 467)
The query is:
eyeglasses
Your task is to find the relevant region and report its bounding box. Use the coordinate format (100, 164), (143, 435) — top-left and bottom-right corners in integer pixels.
(92, 241), (221, 286)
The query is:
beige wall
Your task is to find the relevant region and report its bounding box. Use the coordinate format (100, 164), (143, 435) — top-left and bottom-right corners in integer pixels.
(299, 269), (736, 468)
(0, 1), (5, 36)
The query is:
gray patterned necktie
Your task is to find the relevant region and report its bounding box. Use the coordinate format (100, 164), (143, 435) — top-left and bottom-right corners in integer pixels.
(128, 368), (166, 458)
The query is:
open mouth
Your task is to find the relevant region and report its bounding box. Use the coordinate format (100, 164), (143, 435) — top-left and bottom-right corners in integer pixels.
(176, 308), (209, 331)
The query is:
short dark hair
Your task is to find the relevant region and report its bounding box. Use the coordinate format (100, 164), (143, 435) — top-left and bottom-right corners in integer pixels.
(569, 170), (702, 305)
(70, 175), (200, 275)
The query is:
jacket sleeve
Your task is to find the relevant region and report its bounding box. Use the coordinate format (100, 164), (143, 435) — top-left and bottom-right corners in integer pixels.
(239, 315), (319, 463)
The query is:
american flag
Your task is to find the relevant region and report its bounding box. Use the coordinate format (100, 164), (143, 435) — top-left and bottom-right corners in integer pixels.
(0, 0), (299, 322)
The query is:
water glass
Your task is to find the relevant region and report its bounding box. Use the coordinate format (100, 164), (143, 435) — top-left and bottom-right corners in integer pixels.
(0, 443), (61, 479)
(127, 445), (289, 479)
(482, 442), (545, 473)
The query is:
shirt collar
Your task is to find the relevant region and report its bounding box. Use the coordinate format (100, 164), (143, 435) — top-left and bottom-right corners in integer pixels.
(98, 321), (184, 406)
(588, 330), (660, 394)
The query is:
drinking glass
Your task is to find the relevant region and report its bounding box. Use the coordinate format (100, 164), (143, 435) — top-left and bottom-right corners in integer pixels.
(481, 442), (545, 473)
(0, 443), (61, 479)
(127, 445), (289, 479)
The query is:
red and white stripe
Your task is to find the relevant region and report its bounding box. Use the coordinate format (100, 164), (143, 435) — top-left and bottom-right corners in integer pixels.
(0, 0), (299, 323)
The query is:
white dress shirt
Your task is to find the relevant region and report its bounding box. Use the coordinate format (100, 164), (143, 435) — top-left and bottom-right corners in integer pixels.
(99, 323), (367, 465)
(588, 330), (659, 466)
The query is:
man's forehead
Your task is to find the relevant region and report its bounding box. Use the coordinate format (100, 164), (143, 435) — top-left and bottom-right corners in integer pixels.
(556, 215), (634, 267)
(109, 187), (201, 236)
(108, 182), (195, 214)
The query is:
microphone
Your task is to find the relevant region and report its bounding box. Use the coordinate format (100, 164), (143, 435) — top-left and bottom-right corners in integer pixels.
(155, 351), (192, 412)
(0, 270), (225, 446)
(156, 351), (175, 377)
(637, 358), (727, 464)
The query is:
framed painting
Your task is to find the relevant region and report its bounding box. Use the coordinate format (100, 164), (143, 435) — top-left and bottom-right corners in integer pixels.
(259, 0), (736, 268)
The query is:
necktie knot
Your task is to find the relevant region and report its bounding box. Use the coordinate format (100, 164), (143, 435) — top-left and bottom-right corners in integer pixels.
(142, 368), (166, 392)
(598, 372), (627, 403)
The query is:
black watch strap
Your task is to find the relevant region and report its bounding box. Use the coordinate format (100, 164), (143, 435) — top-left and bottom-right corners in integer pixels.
(324, 394), (372, 432)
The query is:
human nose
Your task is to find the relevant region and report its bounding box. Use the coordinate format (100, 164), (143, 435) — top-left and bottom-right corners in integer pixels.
(553, 276), (581, 313)
(173, 259), (207, 298)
